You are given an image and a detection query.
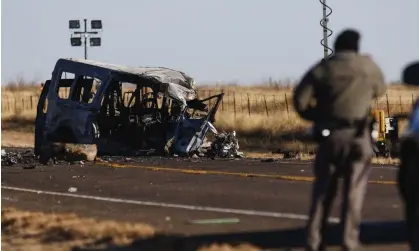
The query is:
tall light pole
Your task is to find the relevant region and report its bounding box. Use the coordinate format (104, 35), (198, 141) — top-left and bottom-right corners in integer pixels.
(69, 19), (103, 60)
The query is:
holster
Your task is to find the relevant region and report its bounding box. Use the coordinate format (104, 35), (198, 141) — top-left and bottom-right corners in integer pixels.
(311, 124), (330, 143)
(312, 116), (372, 144)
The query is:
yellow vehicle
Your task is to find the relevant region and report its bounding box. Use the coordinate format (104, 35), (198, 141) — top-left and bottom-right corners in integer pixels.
(371, 109), (400, 157)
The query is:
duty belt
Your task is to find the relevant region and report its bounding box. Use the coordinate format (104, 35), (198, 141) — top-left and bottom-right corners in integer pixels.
(319, 118), (367, 130)
(333, 118), (366, 129)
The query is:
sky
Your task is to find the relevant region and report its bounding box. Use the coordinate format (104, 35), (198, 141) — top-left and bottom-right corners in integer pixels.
(1, 0), (419, 85)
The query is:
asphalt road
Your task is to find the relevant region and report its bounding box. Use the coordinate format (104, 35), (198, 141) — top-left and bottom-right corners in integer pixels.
(1, 156), (411, 250)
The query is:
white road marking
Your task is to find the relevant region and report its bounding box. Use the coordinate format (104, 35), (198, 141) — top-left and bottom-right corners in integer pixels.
(2, 185), (340, 223)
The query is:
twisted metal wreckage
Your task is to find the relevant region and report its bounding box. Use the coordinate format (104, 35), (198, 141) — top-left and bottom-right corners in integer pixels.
(34, 58), (244, 163)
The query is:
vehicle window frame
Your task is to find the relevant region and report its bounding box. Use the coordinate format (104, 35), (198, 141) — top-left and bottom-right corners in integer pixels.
(52, 68), (107, 107)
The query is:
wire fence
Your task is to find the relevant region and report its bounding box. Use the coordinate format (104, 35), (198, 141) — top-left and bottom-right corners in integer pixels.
(197, 90), (419, 118)
(2, 90), (419, 118)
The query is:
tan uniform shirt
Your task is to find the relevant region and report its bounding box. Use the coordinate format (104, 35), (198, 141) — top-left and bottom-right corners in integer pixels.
(293, 52), (387, 123)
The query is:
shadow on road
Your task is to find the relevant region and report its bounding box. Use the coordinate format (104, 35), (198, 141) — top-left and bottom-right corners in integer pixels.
(74, 221), (407, 251)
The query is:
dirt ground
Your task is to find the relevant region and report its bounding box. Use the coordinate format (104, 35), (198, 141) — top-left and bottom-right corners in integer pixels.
(0, 130), (400, 165)
(1, 131), (34, 148)
(1, 207), (261, 251)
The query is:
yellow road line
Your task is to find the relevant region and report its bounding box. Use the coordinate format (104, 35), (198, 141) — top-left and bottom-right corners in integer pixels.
(96, 162), (396, 185)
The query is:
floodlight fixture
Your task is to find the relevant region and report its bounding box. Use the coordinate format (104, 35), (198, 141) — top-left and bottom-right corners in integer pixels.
(71, 37), (82, 46)
(69, 20), (80, 29)
(69, 18), (103, 59)
(91, 20), (102, 29)
(90, 37), (101, 46)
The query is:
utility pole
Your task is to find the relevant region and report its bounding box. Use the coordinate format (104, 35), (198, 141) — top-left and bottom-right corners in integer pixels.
(322, 0), (328, 59)
(69, 19), (103, 60)
(83, 19), (88, 60)
(320, 0), (333, 59)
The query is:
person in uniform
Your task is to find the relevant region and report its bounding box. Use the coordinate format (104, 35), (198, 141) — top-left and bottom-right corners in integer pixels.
(398, 61), (419, 251)
(292, 28), (387, 251)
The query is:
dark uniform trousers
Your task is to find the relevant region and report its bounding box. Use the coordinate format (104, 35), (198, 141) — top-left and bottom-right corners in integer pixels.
(398, 136), (419, 251)
(306, 127), (374, 251)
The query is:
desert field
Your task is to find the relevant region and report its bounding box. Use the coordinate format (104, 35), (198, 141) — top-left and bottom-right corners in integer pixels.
(2, 80), (419, 154)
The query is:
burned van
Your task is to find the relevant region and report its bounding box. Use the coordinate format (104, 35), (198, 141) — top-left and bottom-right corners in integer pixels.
(35, 58), (224, 161)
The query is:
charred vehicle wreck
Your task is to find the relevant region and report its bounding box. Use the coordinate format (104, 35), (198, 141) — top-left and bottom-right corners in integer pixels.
(35, 58), (242, 163)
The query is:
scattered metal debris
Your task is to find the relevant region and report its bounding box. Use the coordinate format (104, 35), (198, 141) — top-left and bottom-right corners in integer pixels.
(201, 131), (245, 159)
(1, 149), (38, 167)
(283, 151), (300, 159)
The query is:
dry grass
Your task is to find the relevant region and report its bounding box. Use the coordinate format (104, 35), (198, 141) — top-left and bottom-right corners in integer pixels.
(2, 81), (418, 157)
(1, 207), (261, 251)
(2, 207), (155, 251)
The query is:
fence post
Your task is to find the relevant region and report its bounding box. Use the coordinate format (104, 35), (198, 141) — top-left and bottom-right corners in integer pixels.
(284, 93), (290, 118)
(386, 94), (390, 116)
(240, 93), (243, 113)
(254, 95), (258, 111)
(263, 95), (269, 117)
(221, 89), (224, 111)
(247, 93), (251, 117)
(227, 92), (230, 111)
(399, 95), (403, 113)
(233, 93), (236, 118)
(209, 90), (212, 108)
(272, 95), (277, 111)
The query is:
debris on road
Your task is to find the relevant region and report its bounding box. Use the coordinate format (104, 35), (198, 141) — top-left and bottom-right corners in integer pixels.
(68, 187), (78, 193)
(1, 149), (38, 167)
(272, 149), (301, 159)
(201, 131), (245, 159)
